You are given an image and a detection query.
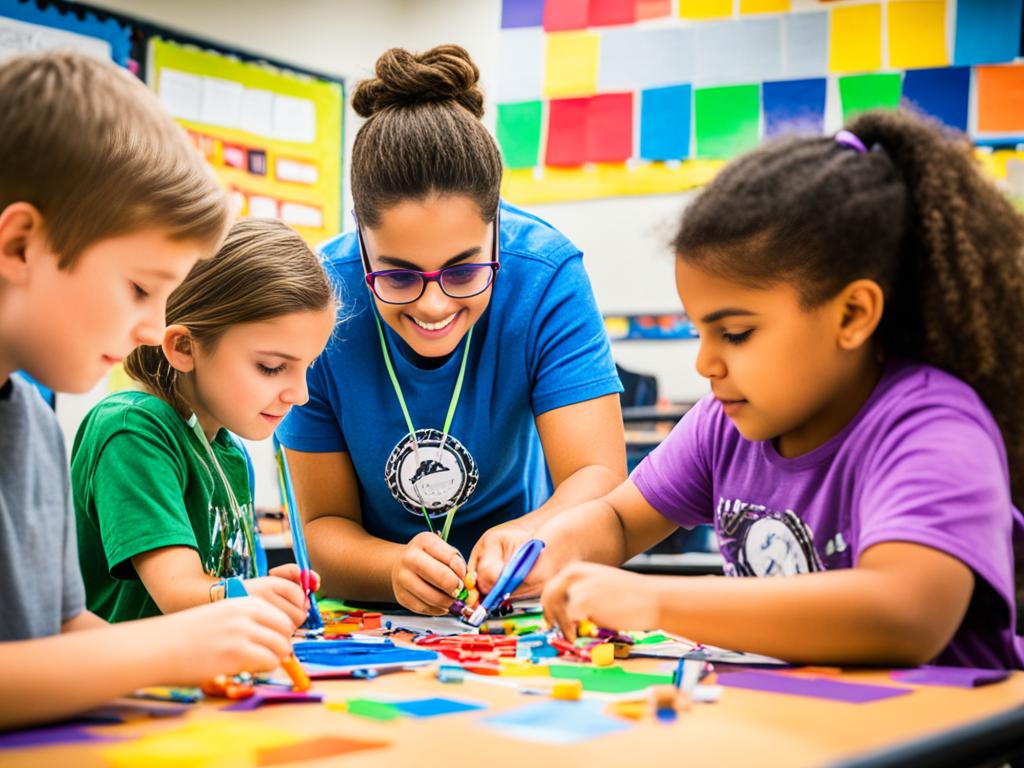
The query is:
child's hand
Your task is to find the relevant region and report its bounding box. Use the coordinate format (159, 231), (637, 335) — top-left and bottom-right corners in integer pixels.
(468, 521), (536, 596)
(391, 532), (467, 615)
(242, 574), (308, 628)
(541, 562), (660, 641)
(267, 563), (322, 595)
(156, 598), (294, 684)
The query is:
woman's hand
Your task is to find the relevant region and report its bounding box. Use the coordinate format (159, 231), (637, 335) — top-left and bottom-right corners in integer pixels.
(390, 532), (467, 615)
(541, 561), (661, 640)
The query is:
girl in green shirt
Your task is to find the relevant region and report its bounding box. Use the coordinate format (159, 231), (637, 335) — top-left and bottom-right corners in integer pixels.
(72, 219), (337, 626)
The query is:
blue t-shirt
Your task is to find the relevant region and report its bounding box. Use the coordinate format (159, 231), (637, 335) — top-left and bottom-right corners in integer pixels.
(276, 202), (622, 557)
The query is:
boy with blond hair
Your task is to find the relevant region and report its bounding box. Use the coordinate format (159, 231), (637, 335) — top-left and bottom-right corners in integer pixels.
(0, 50), (294, 730)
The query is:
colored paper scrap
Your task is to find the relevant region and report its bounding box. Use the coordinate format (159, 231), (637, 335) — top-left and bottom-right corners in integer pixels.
(838, 73), (902, 121)
(342, 699), (405, 721)
(891, 666), (1011, 688)
(763, 78), (826, 138)
(829, 3), (882, 73)
(902, 67), (970, 132)
(256, 735), (389, 766)
(598, 27), (695, 91)
(640, 84), (692, 160)
(888, 0), (948, 69)
(501, 0), (545, 28)
(695, 18), (783, 86)
(954, 0), (1024, 66)
(498, 101), (543, 169)
(497, 28), (544, 102)
(590, 0), (636, 26)
(718, 670), (913, 703)
(679, 0), (732, 19)
(222, 689), (323, 711)
(549, 664), (673, 693)
(392, 697), (487, 718)
(587, 93), (633, 162)
(101, 721), (300, 768)
(545, 31), (600, 98)
(782, 12), (828, 78)
(546, 98), (589, 166)
(740, 0), (790, 12)
(482, 700), (631, 744)
(637, 0), (671, 19)
(544, 0), (589, 31)
(977, 65), (1024, 133)
(694, 84), (760, 159)
(292, 638), (438, 670)
(0, 723), (125, 750)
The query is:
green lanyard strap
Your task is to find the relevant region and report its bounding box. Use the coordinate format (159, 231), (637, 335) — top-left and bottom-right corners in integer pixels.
(374, 315), (473, 542)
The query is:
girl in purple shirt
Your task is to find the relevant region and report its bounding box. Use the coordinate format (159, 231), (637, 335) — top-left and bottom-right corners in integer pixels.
(524, 110), (1024, 669)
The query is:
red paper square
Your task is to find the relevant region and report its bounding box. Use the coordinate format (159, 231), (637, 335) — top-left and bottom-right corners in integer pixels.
(544, 0), (590, 31)
(587, 92), (633, 162)
(590, 0), (637, 26)
(546, 98), (589, 166)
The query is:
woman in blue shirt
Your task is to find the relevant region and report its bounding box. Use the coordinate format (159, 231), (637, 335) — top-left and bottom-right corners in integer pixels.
(277, 45), (625, 615)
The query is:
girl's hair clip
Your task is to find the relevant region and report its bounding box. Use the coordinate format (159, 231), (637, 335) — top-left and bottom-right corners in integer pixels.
(835, 130), (868, 154)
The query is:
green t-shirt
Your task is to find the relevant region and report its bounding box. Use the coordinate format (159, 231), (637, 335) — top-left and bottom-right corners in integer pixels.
(71, 391), (255, 623)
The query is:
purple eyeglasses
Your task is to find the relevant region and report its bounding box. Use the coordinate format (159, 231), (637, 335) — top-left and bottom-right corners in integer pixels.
(357, 209), (501, 305)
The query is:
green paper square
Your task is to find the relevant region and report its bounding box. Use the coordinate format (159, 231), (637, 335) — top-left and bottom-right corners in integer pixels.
(694, 84), (760, 159)
(548, 664), (672, 693)
(839, 74), (902, 121)
(497, 101), (543, 169)
(345, 699), (403, 721)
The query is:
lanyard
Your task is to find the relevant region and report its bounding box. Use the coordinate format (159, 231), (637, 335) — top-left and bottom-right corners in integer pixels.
(187, 413), (258, 577)
(374, 315), (472, 542)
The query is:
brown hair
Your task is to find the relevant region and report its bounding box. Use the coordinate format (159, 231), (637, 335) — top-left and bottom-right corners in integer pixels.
(0, 50), (229, 266)
(350, 45), (502, 227)
(674, 109), (1024, 617)
(124, 219), (337, 416)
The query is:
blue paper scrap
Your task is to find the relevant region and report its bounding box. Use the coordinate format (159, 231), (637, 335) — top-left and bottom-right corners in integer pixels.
(640, 84), (692, 160)
(763, 78), (826, 138)
(501, 0), (545, 28)
(902, 67), (970, 132)
(393, 697), (487, 718)
(482, 700), (631, 744)
(953, 0), (1023, 66)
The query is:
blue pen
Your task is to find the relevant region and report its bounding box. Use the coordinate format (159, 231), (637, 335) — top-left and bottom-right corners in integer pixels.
(466, 539), (545, 626)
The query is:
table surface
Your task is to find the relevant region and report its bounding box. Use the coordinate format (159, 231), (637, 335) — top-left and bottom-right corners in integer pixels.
(3, 633), (1023, 768)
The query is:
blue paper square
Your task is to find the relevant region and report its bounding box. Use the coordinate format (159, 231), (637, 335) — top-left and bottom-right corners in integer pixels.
(502, 0), (545, 28)
(640, 84), (691, 161)
(393, 697), (487, 718)
(953, 0), (1023, 65)
(763, 78), (826, 139)
(481, 700), (631, 744)
(903, 67), (970, 132)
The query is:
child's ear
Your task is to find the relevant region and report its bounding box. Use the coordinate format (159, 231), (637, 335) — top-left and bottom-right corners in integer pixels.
(0, 203), (45, 285)
(836, 279), (884, 351)
(162, 325), (196, 373)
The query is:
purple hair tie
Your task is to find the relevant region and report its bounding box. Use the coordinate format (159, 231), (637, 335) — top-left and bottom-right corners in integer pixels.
(835, 130), (868, 154)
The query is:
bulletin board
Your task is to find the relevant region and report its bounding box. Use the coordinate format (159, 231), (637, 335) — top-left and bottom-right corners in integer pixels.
(0, 0), (130, 65)
(495, 0), (1024, 204)
(148, 37), (344, 248)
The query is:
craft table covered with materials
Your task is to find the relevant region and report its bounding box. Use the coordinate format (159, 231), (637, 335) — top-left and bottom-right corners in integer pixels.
(2, 629), (1023, 767)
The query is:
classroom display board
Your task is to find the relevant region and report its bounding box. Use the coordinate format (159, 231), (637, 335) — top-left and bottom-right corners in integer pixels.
(149, 38), (344, 248)
(496, 0), (1024, 204)
(0, 0), (130, 65)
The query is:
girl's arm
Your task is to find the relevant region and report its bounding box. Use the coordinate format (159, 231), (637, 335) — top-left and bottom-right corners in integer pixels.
(542, 541), (975, 666)
(132, 547), (309, 627)
(470, 394), (630, 590)
(285, 448), (467, 615)
(0, 598), (293, 730)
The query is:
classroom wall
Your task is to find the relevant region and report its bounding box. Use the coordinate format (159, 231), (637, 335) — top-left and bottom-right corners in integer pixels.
(56, 0), (706, 508)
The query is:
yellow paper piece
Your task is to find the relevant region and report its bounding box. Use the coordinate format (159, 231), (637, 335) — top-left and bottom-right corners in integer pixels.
(976, 149), (1024, 180)
(679, 0), (732, 18)
(888, 0), (948, 69)
(829, 3), (882, 73)
(544, 31), (600, 99)
(740, 0), (790, 13)
(102, 720), (300, 768)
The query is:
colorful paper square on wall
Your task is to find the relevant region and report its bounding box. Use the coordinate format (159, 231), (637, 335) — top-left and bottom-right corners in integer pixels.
(976, 64), (1024, 132)
(547, 97), (589, 165)
(902, 67), (970, 132)
(838, 73), (902, 121)
(888, 0), (948, 69)
(640, 84), (692, 160)
(587, 92), (633, 161)
(763, 78), (826, 138)
(829, 4), (882, 73)
(545, 31), (600, 98)
(694, 84), (760, 158)
(498, 101), (544, 168)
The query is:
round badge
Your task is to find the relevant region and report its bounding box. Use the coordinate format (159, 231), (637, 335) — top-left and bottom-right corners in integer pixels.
(384, 428), (478, 519)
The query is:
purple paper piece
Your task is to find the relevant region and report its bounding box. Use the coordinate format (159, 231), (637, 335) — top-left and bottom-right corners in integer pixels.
(891, 665), (1010, 688)
(718, 671), (913, 703)
(502, 0), (545, 28)
(221, 690), (324, 711)
(0, 724), (125, 750)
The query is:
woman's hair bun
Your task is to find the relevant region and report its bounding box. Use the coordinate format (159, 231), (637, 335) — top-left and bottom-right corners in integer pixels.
(352, 44), (484, 119)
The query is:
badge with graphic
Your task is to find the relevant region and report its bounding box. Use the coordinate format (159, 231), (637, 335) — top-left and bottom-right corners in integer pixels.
(385, 428), (479, 519)
(716, 497), (823, 578)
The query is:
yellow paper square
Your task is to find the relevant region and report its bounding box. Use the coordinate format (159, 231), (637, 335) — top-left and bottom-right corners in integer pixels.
(889, 0), (948, 69)
(740, 0), (791, 13)
(829, 3), (882, 73)
(102, 720), (300, 768)
(679, 0), (732, 19)
(544, 31), (600, 99)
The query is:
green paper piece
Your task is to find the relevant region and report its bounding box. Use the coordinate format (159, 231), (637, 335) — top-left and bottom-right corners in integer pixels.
(548, 665), (672, 693)
(317, 598), (358, 613)
(694, 84), (760, 159)
(838, 73), (902, 121)
(345, 699), (404, 721)
(634, 633), (669, 645)
(497, 101), (543, 169)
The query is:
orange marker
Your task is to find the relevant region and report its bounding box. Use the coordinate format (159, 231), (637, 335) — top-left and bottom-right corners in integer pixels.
(281, 653), (311, 692)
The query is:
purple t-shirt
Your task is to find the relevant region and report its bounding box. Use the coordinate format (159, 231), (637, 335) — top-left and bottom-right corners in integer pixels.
(632, 359), (1024, 669)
